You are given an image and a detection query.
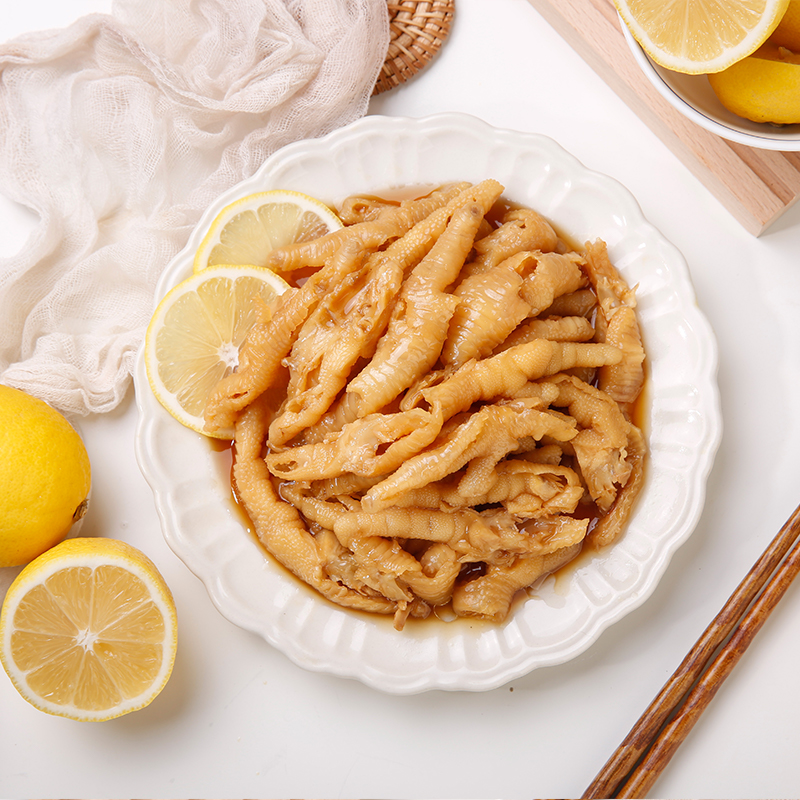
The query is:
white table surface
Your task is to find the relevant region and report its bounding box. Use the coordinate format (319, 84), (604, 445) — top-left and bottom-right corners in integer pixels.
(3, 1), (800, 798)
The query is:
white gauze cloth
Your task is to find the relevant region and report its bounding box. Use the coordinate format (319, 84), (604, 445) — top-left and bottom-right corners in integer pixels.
(0, 0), (389, 416)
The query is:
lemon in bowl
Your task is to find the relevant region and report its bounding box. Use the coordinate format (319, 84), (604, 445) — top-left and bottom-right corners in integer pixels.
(708, 42), (800, 125)
(772, 0), (800, 49)
(616, 0), (800, 149)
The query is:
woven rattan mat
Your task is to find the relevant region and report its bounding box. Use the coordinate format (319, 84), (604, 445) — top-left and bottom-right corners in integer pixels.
(373, 0), (455, 94)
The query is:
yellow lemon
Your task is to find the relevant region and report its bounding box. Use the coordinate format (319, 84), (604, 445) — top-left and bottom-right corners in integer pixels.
(708, 43), (800, 123)
(193, 189), (343, 272)
(614, 0), (790, 74)
(144, 264), (290, 438)
(0, 537), (178, 721)
(0, 385), (91, 567)
(771, 0), (800, 49)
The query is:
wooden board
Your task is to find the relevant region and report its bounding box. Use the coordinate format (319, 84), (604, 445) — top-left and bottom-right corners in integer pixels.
(525, 0), (800, 235)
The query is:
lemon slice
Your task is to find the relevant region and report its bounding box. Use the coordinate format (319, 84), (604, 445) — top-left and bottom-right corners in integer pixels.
(0, 537), (177, 722)
(144, 264), (290, 438)
(615, 0), (791, 74)
(193, 189), (343, 272)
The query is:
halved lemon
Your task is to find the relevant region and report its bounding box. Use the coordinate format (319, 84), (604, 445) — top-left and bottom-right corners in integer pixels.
(0, 537), (177, 722)
(614, 0), (791, 74)
(193, 189), (343, 272)
(144, 264), (290, 438)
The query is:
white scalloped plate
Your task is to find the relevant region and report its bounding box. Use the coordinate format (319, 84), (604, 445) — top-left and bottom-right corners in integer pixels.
(133, 113), (722, 694)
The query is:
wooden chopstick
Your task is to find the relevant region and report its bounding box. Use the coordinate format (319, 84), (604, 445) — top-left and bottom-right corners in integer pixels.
(583, 501), (800, 799)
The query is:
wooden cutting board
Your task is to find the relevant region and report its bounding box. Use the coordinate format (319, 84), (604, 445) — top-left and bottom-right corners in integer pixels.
(525, 0), (800, 235)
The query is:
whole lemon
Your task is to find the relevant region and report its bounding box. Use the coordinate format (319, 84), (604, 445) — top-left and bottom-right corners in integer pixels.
(708, 43), (800, 125)
(0, 385), (91, 567)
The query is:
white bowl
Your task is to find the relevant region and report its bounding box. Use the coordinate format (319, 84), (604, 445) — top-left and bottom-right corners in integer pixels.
(134, 112), (722, 693)
(621, 23), (800, 151)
